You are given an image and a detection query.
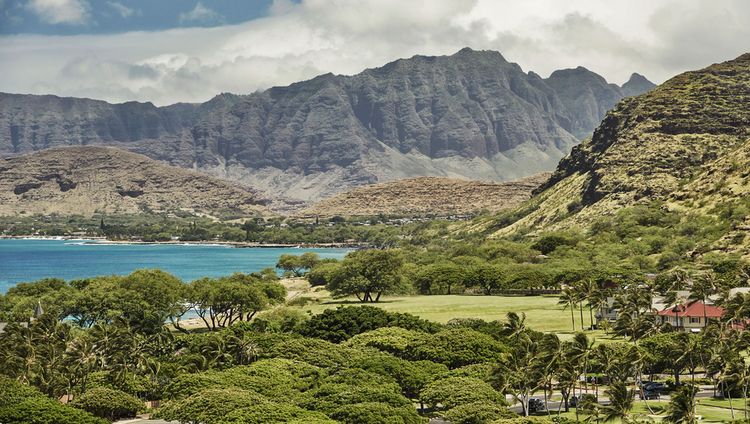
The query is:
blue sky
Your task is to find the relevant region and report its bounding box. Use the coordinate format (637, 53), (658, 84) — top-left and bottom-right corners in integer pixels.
(0, 0), (747, 105)
(0, 1), (278, 35)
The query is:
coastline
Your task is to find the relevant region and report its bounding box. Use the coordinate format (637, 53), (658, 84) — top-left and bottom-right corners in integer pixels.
(0, 235), (364, 249)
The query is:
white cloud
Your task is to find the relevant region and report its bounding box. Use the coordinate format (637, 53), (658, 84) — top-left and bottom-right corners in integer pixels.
(26, 0), (89, 25)
(178, 2), (224, 25)
(107, 1), (138, 19)
(3, 0), (750, 105)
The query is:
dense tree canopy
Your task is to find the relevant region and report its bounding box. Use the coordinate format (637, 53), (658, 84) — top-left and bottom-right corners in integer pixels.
(326, 249), (410, 302)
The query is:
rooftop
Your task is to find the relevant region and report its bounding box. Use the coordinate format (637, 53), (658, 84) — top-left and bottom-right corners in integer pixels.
(657, 300), (724, 318)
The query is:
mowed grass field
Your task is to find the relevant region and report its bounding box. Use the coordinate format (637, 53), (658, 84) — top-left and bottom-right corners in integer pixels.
(288, 282), (583, 334)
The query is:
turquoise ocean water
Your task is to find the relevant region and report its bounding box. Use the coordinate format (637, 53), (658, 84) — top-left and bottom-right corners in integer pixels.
(0, 239), (350, 293)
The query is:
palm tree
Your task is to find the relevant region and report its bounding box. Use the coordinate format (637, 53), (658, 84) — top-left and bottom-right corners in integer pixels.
(690, 271), (718, 325)
(721, 358), (750, 420)
(579, 279), (597, 330)
(504, 312), (528, 341)
(64, 336), (98, 395)
(559, 287), (577, 331)
(659, 267), (691, 294)
(573, 283), (587, 330)
(572, 333), (595, 392)
(664, 290), (689, 330)
(614, 307), (659, 344)
(723, 292), (750, 328)
(579, 394), (602, 423)
(539, 334), (563, 417)
(600, 382), (634, 422)
(553, 343), (580, 414)
(228, 334), (261, 365)
(589, 286), (611, 331)
(664, 384), (699, 424)
(494, 337), (545, 416)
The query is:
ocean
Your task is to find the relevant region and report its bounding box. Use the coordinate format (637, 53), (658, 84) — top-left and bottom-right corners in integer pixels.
(0, 239), (350, 293)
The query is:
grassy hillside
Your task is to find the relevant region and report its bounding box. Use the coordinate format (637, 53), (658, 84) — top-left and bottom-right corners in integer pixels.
(466, 53), (750, 259)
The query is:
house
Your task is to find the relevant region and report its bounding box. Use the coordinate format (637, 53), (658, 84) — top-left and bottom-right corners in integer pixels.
(657, 300), (724, 332)
(594, 290), (691, 325)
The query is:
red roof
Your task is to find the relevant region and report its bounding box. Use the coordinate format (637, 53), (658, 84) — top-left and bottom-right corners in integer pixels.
(657, 300), (724, 318)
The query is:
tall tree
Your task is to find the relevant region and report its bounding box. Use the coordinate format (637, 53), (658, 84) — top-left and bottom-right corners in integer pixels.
(558, 287), (577, 331)
(664, 385), (699, 424)
(600, 382), (634, 423)
(690, 271), (719, 325)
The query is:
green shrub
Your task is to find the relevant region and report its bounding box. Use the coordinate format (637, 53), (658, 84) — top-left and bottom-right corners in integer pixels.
(71, 387), (142, 421)
(0, 376), (42, 407)
(352, 353), (448, 399)
(264, 337), (351, 368)
(0, 377), (105, 424)
(164, 359), (322, 401)
(406, 329), (506, 368)
(307, 262), (340, 287)
(299, 305), (440, 343)
(301, 382), (410, 414)
(344, 326), (428, 355)
(250, 307), (309, 333)
(444, 401), (516, 424)
(329, 401), (426, 424)
(420, 377), (505, 410)
(491, 418), (559, 424)
(155, 388), (267, 424)
(446, 363), (496, 383)
(220, 403), (333, 424)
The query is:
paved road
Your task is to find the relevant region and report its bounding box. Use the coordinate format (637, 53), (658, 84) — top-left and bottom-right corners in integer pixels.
(508, 386), (718, 414)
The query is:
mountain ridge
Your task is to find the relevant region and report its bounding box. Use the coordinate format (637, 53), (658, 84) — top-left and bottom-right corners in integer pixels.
(0, 48), (655, 202)
(483, 52), (750, 250)
(302, 173), (550, 217)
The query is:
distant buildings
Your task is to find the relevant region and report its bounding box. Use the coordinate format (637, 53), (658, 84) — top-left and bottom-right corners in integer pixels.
(595, 289), (750, 332)
(657, 300), (724, 332)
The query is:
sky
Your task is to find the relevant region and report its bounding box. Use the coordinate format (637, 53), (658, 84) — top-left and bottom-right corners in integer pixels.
(1, 0), (748, 106)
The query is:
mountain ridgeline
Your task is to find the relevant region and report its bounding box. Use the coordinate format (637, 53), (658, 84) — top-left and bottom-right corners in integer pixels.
(0, 48), (654, 201)
(486, 52), (750, 248)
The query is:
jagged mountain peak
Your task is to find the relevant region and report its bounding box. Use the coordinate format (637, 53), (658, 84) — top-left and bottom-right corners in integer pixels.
(621, 72), (657, 97)
(0, 49), (655, 203)
(544, 65), (633, 139)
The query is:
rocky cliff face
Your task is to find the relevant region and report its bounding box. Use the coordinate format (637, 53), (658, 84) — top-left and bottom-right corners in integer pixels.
(621, 73), (657, 97)
(0, 48), (654, 201)
(545, 67), (640, 139)
(0, 146), (269, 217)
(492, 53), (750, 237)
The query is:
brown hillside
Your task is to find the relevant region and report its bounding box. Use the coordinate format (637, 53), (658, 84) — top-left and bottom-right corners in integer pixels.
(302, 174), (550, 217)
(0, 146), (269, 217)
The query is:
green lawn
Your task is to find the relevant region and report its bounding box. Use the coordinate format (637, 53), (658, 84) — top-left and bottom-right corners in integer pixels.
(296, 292), (585, 333)
(556, 400), (738, 423)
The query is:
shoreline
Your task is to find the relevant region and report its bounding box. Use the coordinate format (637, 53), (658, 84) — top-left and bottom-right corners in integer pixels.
(0, 235), (364, 249)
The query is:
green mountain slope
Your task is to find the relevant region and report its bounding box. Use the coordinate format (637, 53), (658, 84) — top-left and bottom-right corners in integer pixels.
(479, 53), (750, 255)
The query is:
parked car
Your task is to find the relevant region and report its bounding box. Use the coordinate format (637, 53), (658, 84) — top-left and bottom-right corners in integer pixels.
(640, 390), (660, 400)
(569, 395), (578, 407)
(528, 398), (546, 413)
(643, 382), (667, 393)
